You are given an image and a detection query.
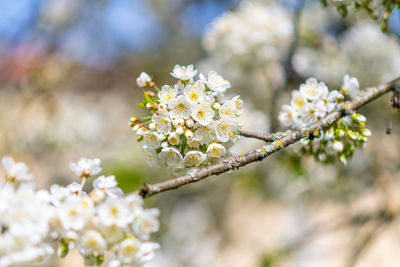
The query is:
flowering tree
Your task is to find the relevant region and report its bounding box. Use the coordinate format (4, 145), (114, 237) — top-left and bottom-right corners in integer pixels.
(1, 0), (400, 266)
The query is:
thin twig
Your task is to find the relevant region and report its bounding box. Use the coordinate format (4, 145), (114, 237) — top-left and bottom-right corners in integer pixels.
(139, 77), (400, 198)
(345, 220), (389, 267)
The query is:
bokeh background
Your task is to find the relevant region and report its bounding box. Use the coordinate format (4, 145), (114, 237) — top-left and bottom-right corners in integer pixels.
(1, 0), (400, 266)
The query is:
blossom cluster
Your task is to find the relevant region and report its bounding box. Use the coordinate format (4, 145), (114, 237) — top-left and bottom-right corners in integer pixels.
(0, 157), (159, 267)
(203, 1), (292, 66)
(278, 77), (343, 129)
(279, 75), (371, 164)
(202, 0), (292, 92)
(131, 65), (242, 170)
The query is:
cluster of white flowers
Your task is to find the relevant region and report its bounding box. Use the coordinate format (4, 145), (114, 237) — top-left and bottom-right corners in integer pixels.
(0, 156), (160, 267)
(202, 0), (292, 92)
(278, 77), (342, 128)
(279, 75), (370, 164)
(0, 158), (53, 266)
(203, 1), (292, 66)
(132, 65), (242, 170)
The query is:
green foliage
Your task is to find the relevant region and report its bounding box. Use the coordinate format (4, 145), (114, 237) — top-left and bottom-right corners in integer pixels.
(103, 164), (151, 193)
(322, 0), (400, 31)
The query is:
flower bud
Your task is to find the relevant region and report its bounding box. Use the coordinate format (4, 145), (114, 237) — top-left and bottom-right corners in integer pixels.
(157, 133), (166, 141)
(212, 103), (220, 110)
(336, 93), (344, 102)
(335, 129), (345, 138)
(176, 127), (184, 135)
(186, 118), (194, 128)
(185, 130), (193, 139)
(362, 128), (371, 137)
(339, 154), (347, 165)
(146, 103), (152, 109)
(173, 118), (185, 128)
(333, 141), (343, 153)
(351, 113), (366, 123)
(145, 91), (155, 97)
(347, 130), (357, 141)
(158, 103), (168, 111)
(325, 128), (334, 140)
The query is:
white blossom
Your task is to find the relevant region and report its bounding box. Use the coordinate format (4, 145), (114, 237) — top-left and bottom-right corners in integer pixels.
(136, 72), (151, 88)
(279, 105), (297, 128)
(93, 175), (123, 198)
(215, 117), (238, 142)
(169, 95), (191, 119)
(194, 124), (215, 145)
(167, 132), (180, 145)
(2, 156), (34, 182)
(290, 90), (306, 110)
(152, 114), (172, 135)
(333, 141), (344, 153)
(342, 74), (360, 98)
(158, 147), (184, 169)
(132, 208), (160, 240)
(170, 64), (197, 81)
(97, 198), (133, 228)
(191, 103), (215, 126)
(79, 230), (107, 256)
(158, 85), (178, 104)
(300, 78), (327, 101)
(207, 143), (226, 158)
(69, 158), (102, 178)
(58, 195), (93, 231)
(116, 238), (141, 264)
(199, 71), (231, 93)
(141, 147), (159, 167)
(183, 81), (205, 104)
(183, 151), (207, 167)
(143, 131), (162, 149)
(298, 101), (327, 125)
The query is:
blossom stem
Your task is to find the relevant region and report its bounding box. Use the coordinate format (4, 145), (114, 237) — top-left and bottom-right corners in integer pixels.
(80, 177), (87, 191)
(152, 85), (161, 92)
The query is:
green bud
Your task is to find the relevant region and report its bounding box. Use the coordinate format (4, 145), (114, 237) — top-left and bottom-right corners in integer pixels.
(347, 130), (357, 141)
(339, 154), (347, 165)
(57, 240), (69, 258)
(335, 129), (345, 138)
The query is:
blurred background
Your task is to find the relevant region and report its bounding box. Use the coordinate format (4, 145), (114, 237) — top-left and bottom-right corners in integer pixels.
(0, 0), (400, 266)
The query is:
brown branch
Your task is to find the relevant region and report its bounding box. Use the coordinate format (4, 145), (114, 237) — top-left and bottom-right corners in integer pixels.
(238, 130), (276, 142)
(139, 77), (400, 198)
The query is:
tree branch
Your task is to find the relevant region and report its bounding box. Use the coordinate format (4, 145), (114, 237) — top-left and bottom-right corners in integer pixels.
(139, 77), (400, 198)
(238, 130), (276, 142)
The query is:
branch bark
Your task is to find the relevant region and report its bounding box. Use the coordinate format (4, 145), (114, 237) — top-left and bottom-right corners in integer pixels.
(139, 77), (400, 198)
(238, 130), (276, 142)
